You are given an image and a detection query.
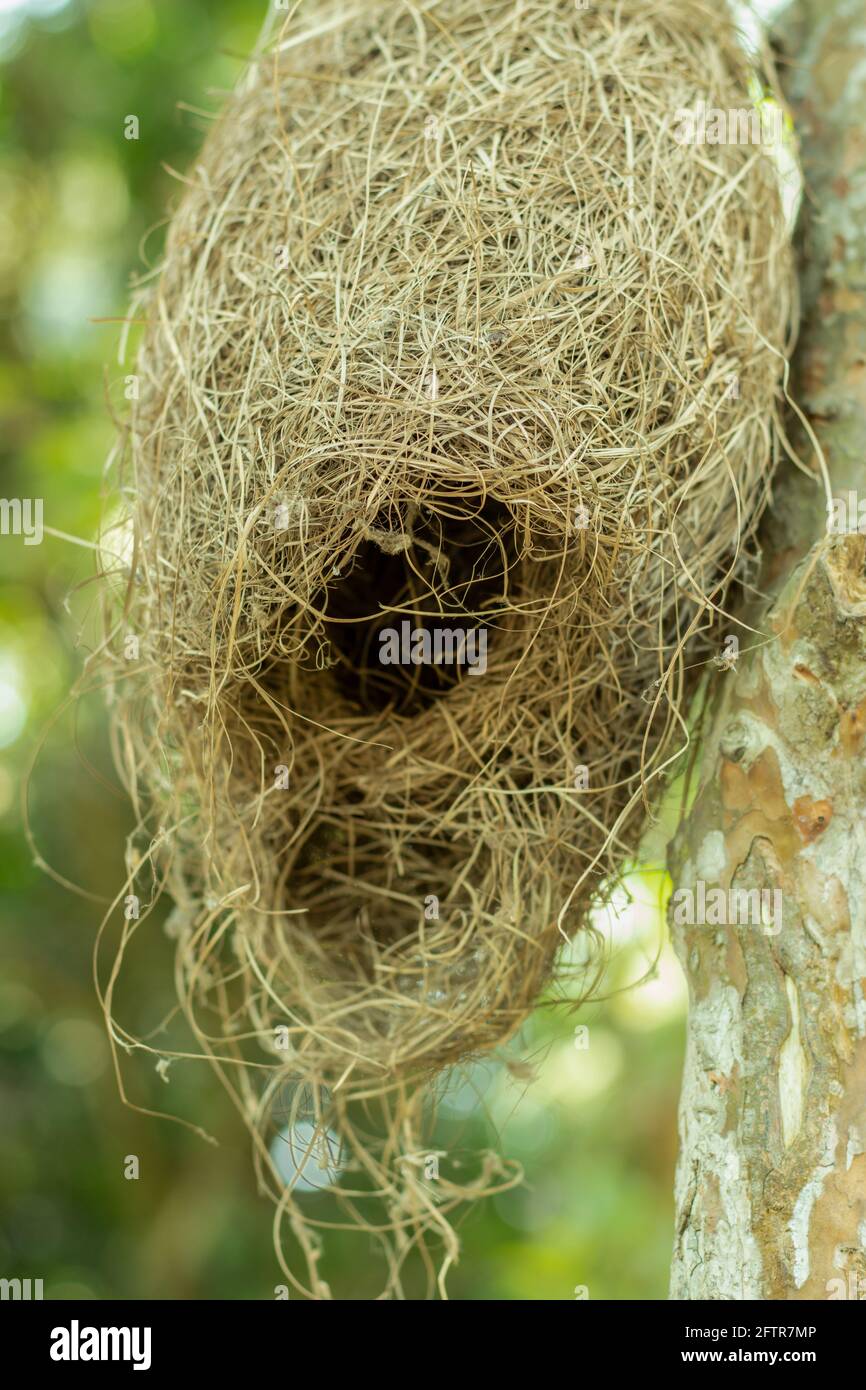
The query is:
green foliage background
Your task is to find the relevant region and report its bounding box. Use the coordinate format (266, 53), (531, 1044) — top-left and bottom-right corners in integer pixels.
(0, 0), (684, 1300)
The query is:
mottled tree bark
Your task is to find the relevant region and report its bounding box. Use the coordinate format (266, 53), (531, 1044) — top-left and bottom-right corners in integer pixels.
(669, 0), (866, 1300)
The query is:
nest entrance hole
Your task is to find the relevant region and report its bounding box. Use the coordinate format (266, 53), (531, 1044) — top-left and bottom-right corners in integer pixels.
(322, 497), (519, 715)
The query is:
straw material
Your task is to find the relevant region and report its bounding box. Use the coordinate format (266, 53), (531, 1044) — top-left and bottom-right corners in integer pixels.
(103, 0), (794, 1298)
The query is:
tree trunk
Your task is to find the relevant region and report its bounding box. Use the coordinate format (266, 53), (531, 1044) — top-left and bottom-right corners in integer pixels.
(669, 0), (866, 1300)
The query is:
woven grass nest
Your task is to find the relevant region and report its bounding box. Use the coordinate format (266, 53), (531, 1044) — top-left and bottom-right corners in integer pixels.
(104, 0), (795, 1298)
